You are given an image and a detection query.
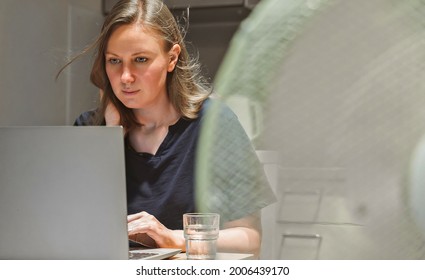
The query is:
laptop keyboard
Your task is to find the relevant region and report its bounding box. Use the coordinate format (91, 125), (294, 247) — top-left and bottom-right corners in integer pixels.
(129, 251), (159, 260)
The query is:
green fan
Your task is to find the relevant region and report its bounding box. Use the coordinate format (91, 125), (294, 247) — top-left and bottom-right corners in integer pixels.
(196, 0), (425, 259)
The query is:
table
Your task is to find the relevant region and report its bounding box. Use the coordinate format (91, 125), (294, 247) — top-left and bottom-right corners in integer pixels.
(170, 252), (254, 260)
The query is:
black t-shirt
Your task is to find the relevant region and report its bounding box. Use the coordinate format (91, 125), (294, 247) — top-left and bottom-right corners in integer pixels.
(124, 116), (200, 230)
(74, 99), (275, 230)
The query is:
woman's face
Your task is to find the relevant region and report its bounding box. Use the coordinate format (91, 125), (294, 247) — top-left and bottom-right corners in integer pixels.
(105, 23), (180, 109)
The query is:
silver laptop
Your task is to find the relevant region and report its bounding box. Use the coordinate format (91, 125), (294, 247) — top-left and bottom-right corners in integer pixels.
(0, 126), (180, 260)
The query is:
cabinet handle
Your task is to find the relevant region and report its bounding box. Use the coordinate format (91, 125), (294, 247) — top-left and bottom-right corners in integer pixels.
(281, 233), (322, 259)
(283, 233), (322, 239)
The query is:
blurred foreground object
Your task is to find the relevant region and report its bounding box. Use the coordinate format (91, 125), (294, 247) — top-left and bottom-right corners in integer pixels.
(199, 0), (425, 259)
(409, 137), (425, 236)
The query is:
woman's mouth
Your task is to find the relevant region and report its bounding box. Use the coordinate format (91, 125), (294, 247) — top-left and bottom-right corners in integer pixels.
(122, 89), (140, 95)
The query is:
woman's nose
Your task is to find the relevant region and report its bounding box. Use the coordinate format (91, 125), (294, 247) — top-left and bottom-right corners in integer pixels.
(121, 67), (135, 84)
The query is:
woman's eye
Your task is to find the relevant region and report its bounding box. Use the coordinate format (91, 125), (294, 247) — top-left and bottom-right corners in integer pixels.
(135, 57), (147, 63)
(108, 58), (121, 65)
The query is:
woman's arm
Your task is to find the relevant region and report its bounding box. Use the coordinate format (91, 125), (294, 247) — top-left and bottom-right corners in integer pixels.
(218, 212), (262, 258)
(127, 211), (262, 258)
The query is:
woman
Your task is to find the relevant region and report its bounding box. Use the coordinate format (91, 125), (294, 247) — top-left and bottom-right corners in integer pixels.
(70, 0), (274, 257)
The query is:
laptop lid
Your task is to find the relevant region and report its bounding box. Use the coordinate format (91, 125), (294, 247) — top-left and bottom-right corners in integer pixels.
(0, 126), (129, 259)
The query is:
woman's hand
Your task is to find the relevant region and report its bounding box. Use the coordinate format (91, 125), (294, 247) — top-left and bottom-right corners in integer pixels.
(105, 101), (128, 136)
(105, 101), (121, 126)
(99, 89), (121, 127)
(127, 211), (185, 250)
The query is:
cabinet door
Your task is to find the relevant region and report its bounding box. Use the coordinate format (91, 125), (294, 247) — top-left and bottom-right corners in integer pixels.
(272, 224), (368, 259)
(272, 223), (425, 259)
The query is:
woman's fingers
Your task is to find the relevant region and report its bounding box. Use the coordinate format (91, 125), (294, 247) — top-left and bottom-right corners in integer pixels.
(129, 232), (158, 248)
(127, 220), (150, 234)
(127, 211), (149, 222)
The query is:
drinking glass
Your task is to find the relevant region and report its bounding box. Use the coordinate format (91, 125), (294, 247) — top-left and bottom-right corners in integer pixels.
(183, 213), (220, 260)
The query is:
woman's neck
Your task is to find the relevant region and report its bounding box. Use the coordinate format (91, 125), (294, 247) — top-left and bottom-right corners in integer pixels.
(132, 99), (180, 129)
(127, 101), (181, 154)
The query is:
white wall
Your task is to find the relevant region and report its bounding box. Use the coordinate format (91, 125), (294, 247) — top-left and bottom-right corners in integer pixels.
(0, 0), (103, 125)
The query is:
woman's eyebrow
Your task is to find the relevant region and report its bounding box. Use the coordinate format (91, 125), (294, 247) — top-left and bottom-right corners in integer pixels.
(105, 50), (153, 56)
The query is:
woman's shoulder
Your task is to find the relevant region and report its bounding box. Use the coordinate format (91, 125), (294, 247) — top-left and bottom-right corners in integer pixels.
(73, 109), (102, 126)
(200, 97), (238, 121)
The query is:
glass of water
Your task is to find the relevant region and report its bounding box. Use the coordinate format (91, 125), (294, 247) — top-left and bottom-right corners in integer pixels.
(183, 213), (220, 260)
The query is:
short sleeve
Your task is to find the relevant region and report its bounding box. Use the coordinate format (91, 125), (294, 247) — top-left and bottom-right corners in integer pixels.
(196, 99), (276, 223)
(73, 109), (102, 126)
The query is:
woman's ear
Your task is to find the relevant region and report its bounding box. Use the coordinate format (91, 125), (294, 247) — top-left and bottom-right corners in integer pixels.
(168, 44), (181, 72)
